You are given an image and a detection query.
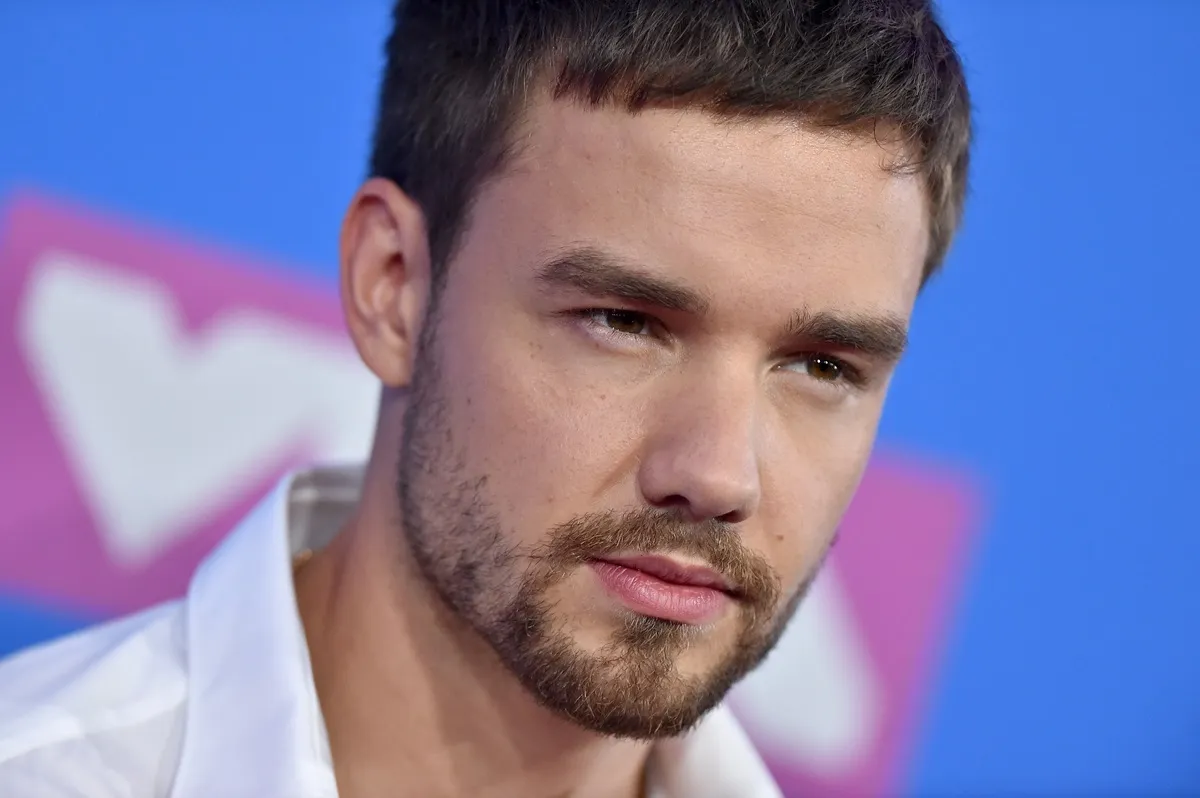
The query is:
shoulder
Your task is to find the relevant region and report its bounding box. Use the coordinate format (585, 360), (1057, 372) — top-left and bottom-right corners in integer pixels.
(0, 601), (190, 795)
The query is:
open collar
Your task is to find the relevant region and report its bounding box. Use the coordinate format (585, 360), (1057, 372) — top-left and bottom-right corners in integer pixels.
(169, 473), (336, 798)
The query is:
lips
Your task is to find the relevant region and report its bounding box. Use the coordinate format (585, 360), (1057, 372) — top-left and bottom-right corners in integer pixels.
(597, 555), (735, 594)
(588, 555), (736, 625)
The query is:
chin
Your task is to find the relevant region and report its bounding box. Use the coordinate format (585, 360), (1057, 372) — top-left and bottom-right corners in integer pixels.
(503, 622), (746, 740)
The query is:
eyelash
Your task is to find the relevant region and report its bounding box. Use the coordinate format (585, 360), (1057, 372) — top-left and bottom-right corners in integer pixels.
(571, 308), (868, 390)
(791, 353), (866, 390)
(575, 309), (658, 340)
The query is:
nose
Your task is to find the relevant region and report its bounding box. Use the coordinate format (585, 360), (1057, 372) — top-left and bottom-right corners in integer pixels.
(636, 373), (763, 524)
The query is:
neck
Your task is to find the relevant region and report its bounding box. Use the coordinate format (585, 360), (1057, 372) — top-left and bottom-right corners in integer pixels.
(293, 468), (650, 798)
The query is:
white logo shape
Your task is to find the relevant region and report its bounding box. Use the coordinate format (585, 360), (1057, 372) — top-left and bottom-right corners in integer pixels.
(18, 251), (380, 569)
(731, 564), (880, 776)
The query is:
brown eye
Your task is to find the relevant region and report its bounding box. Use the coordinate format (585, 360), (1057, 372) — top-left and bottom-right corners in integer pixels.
(806, 356), (843, 381)
(600, 310), (650, 335)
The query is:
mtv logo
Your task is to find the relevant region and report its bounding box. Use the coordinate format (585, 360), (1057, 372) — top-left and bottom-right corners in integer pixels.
(0, 193), (379, 613)
(0, 192), (980, 797)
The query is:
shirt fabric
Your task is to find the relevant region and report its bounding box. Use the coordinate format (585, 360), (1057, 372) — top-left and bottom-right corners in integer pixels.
(0, 466), (783, 797)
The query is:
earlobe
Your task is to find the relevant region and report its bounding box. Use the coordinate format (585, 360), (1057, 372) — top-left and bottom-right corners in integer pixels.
(339, 178), (432, 388)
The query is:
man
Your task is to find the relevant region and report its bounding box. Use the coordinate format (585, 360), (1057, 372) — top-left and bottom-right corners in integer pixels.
(0, 1), (971, 795)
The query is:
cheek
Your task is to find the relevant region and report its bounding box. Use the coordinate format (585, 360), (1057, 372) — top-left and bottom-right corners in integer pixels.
(755, 399), (883, 591)
(431, 295), (640, 534)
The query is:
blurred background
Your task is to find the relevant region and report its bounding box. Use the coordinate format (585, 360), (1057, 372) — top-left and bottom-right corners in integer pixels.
(1, 2), (1197, 796)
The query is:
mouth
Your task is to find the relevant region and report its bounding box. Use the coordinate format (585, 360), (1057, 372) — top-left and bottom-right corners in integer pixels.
(588, 555), (737, 626)
(598, 555), (736, 593)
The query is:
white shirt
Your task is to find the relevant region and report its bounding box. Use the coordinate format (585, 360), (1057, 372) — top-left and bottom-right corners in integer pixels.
(0, 466), (782, 798)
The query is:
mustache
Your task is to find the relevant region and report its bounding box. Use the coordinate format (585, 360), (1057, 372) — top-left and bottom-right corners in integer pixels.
(530, 508), (782, 611)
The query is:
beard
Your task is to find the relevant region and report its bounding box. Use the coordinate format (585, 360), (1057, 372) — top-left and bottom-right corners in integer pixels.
(396, 314), (817, 739)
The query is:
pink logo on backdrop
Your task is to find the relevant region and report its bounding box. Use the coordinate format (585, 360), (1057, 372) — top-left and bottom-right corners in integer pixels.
(0, 191), (379, 615)
(0, 191), (981, 797)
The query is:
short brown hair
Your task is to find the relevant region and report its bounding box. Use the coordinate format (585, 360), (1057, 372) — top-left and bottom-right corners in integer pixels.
(369, 0), (972, 286)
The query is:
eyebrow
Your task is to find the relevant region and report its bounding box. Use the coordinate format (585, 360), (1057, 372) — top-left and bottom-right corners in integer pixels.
(535, 244), (908, 362)
(786, 308), (909, 362)
(534, 246), (710, 314)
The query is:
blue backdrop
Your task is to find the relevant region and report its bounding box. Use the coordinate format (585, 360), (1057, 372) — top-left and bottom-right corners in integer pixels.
(1, 2), (1197, 795)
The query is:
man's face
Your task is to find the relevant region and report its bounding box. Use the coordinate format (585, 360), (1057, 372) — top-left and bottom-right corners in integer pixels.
(396, 98), (928, 738)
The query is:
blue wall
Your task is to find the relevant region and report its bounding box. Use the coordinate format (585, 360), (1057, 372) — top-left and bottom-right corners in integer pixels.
(1, 2), (1197, 794)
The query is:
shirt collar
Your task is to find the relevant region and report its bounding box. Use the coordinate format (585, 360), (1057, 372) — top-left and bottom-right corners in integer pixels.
(170, 472), (336, 798)
(169, 466), (780, 798)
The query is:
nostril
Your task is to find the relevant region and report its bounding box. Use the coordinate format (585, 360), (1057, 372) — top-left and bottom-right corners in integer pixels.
(716, 507), (748, 525)
(650, 494), (690, 512)
(648, 494), (747, 525)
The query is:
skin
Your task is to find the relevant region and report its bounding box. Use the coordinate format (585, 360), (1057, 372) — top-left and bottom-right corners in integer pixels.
(294, 94), (929, 798)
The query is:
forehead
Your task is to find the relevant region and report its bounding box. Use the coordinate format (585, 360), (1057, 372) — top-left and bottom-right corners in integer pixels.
(468, 96), (929, 315)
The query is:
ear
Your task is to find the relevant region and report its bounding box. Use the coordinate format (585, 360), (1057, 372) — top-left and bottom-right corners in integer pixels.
(339, 178), (432, 388)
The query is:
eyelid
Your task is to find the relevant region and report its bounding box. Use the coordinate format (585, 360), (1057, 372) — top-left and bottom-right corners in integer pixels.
(571, 308), (664, 343)
(785, 352), (869, 391)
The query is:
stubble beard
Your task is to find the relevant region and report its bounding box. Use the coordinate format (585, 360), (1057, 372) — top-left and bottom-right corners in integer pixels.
(395, 314), (816, 739)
